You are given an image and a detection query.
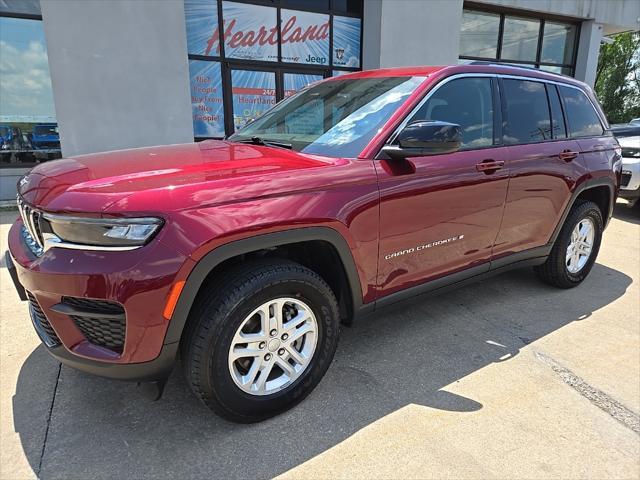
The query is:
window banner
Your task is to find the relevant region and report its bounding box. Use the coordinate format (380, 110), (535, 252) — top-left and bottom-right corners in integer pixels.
(189, 60), (225, 137)
(283, 73), (323, 98)
(221, 2), (278, 61)
(184, 0), (218, 56)
(332, 16), (361, 68)
(231, 70), (276, 130)
(280, 10), (329, 66)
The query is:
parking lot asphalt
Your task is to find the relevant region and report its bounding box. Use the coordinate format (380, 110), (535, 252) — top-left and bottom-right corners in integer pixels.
(1, 205), (639, 480)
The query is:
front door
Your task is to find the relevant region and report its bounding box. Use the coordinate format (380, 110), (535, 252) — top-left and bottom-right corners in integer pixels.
(375, 76), (509, 298)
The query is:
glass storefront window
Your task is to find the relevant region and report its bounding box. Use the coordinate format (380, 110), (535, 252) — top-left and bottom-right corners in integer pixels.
(189, 60), (225, 137)
(283, 73), (324, 97)
(541, 22), (576, 65)
(185, 0), (219, 56)
(539, 65), (573, 76)
(501, 16), (540, 62)
(231, 69), (276, 130)
(332, 16), (361, 68)
(222, 2), (278, 62)
(458, 8), (578, 77)
(0, 16), (60, 166)
(184, 0), (363, 138)
(280, 10), (330, 65)
(459, 10), (500, 59)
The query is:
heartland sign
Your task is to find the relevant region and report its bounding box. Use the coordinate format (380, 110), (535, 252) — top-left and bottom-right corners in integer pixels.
(205, 11), (330, 65)
(208, 4), (330, 65)
(185, 1), (360, 67)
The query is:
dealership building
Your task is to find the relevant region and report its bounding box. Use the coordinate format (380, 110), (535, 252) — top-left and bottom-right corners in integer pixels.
(0, 0), (638, 199)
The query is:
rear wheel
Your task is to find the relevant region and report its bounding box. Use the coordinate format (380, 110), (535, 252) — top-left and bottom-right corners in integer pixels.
(181, 260), (340, 422)
(535, 200), (603, 288)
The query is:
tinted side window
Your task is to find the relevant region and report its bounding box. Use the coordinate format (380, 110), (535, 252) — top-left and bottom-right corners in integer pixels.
(409, 78), (494, 149)
(559, 86), (604, 137)
(547, 84), (567, 139)
(502, 79), (551, 144)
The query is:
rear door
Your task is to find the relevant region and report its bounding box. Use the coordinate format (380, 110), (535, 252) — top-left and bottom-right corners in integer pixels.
(492, 78), (584, 259)
(557, 85), (614, 180)
(375, 76), (509, 297)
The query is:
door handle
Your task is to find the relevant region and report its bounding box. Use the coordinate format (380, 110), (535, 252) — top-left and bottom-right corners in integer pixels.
(476, 159), (505, 174)
(558, 150), (579, 162)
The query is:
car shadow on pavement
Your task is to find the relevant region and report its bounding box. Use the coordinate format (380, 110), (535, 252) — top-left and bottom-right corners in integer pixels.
(613, 203), (640, 225)
(13, 263), (632, 479)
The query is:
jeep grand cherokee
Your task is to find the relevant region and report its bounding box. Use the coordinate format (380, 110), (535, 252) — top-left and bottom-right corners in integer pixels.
(7, 64), (621, 422)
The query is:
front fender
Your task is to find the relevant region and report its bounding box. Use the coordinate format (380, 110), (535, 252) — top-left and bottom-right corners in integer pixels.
(162, 226), (367, 345)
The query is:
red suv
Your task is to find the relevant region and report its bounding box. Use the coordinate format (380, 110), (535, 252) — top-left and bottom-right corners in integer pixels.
(7, 64), (621, 422)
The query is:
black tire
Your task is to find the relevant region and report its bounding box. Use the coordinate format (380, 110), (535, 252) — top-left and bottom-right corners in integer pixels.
(181, 259), (340, 423)
(535, 200), (603, 288)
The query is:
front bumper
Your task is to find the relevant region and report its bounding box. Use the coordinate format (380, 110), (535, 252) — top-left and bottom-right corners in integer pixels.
(619, 155), (640, 201)
(7, 218), (189, 381)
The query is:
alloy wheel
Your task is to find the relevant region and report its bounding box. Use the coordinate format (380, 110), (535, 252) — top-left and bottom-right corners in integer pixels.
(566, 217), (595, 274)
(228, 298), (318, 396)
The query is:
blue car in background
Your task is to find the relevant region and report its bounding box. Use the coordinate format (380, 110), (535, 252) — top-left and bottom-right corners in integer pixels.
(0, 124), (17, 147)
(1, 125), (19, 162)
(30, 123), (60, 159)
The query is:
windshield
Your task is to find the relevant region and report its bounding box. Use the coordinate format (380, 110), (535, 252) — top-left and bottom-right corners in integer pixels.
(228, 76), (426, 158)
(34, 125), (58, 135)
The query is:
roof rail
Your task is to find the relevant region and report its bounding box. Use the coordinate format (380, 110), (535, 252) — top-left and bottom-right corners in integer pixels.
(465, 60), (572, 78)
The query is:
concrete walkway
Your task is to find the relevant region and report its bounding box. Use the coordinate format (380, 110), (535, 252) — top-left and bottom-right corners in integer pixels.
(1, 206), (639, 480)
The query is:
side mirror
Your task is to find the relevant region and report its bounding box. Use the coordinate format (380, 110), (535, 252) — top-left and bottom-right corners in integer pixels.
(381, 120), (462, 160)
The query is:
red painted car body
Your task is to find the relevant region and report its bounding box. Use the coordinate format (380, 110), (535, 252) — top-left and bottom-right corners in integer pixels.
(7, 64), (620, 382)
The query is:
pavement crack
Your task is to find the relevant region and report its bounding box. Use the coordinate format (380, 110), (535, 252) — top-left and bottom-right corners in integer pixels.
(535, 350), (639, 434)
(37, 363), (62, 476)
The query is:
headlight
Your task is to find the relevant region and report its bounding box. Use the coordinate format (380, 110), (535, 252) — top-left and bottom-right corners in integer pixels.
(41, 214), (163, 250)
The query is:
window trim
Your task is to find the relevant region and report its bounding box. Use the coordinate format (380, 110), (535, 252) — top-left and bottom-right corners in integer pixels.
(385, 73), (605, 153)
(546, 83), (568, 140)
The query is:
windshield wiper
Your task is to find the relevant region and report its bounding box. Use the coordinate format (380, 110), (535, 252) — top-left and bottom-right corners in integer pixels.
(233, 136), (292, 149)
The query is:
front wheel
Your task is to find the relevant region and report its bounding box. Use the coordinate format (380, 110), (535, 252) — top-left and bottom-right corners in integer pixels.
(535, 200), (603, 288)
(181, 260), (340, 422)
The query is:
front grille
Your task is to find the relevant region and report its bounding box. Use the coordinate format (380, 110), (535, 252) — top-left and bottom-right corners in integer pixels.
(621, 148), (639, 158)
(17, 196), (44, 256)
(62, 297), (126, 352)
(27, 292), (61, 347)
(621, 171), (632, 187)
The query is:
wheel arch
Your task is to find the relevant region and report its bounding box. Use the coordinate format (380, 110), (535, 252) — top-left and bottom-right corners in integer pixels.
(163, 227), (364, 345)
(549, 177), (615, 246)
(574, 184), (611, 224)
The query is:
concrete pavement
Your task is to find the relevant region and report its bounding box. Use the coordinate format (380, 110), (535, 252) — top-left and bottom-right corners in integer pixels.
(1, 205), (639, 480)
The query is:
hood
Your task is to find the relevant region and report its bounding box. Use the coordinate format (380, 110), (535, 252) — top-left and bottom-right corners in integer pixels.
(17, 140), (343, 213)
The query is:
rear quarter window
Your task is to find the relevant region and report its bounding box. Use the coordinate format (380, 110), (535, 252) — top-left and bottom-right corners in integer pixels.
(559, 86), (604, 138)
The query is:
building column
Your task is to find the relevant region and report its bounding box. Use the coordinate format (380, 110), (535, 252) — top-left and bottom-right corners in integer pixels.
(39, 0), (194, 157)
(363, 0), (463, 69)
(574, 20), (604, 87)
